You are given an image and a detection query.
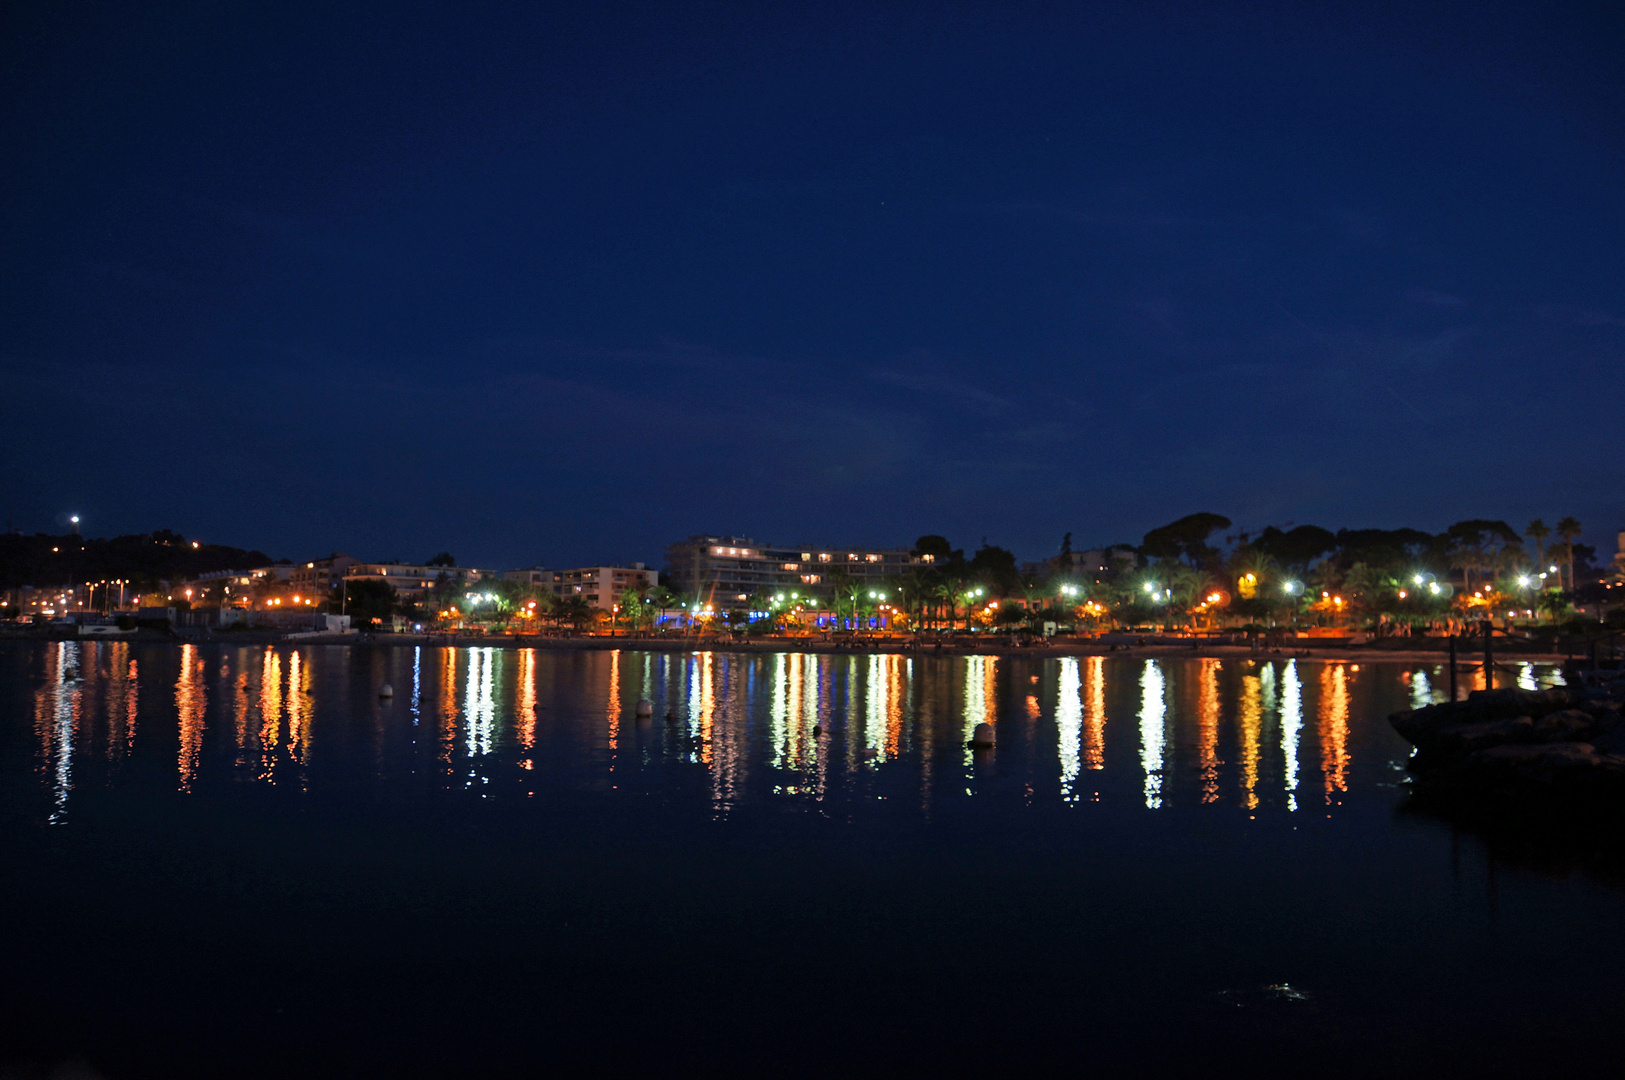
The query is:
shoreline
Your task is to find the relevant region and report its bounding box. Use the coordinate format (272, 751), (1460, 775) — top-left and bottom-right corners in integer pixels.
(1, 629), (1573, 666)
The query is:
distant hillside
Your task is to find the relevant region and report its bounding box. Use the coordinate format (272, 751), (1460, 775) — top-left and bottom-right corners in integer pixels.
(0, 530), (277, 590)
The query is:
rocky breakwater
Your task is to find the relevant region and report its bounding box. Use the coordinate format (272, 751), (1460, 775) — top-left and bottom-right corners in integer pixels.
(1391, 681), (1625, 800)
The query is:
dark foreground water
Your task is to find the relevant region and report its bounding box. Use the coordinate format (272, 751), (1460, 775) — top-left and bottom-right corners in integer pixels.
(2, 641), (1621, 1077)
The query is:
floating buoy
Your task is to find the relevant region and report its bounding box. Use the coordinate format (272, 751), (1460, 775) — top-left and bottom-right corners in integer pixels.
(378, 682), (394, 698)
(967, 722), (995, 749)
(635, 699), (653, 718)
(812, 724), (823, 737)
(665, 708), (678, 722)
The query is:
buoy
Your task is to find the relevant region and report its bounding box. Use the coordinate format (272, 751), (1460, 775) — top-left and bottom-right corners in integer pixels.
(812, 724), (823, 737)
(635, 699), (653, 718)
(665, 708), (678, 722)
(967, 722), (995, 748)
(378, 682), (394, 698)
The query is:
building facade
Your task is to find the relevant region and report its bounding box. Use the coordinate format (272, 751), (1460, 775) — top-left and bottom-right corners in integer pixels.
(551, 564), (658, 611)
(503, 565), (658, 612)
(290, 555), (362, 601)
(342, 562), (491, 605)
(663, 536), (920, 607)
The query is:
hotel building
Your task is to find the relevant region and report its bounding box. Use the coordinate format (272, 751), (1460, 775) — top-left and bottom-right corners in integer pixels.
(663, 536), (921, 607)
(502, 564), (659, 612)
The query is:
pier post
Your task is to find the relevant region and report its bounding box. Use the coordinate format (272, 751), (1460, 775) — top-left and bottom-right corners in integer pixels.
(1484, 621), (1493, 689)
(1449, 634), (1458, 701)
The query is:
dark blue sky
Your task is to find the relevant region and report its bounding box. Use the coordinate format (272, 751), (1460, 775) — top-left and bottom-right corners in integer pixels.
(4, 1), (1622, 569)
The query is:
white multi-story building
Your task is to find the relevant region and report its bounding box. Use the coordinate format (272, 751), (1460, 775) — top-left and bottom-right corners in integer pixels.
(663, 536), (920, 607)
(505, 564), (658, 612)
(343, 562), (491, 603)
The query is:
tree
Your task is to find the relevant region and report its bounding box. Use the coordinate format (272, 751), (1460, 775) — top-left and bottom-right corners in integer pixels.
(968, 543), (1019, 596)
(607, 578), (653, 632)
(1141, 513), (1232, 570)
(426, 552), (456, 567)
(557, 595), (594, 631)
(1332, 528), (1437, 575)
(1250, 525), (1338, 570)
(1525, 519), (1551, 571)
(335, 579), (396, 626)
(1443, 520), (1521, 594)
(1555, 516), (1583, 593)
(898, 567), (936, 632)
(912, 535), (961, 563)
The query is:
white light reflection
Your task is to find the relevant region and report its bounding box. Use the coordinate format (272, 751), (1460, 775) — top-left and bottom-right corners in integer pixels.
(464, 648), (496, 758)
(1411, 670), (1433, 711)
(1056, 658), (1081, 802)
(864, 654), (886, 761)
(961, 655), (995, 765)
(1517, 663), (1537, 691)
(1282, 660), (1301, 812)
(769, 654), (788, 769)
(411, 646), (422, 727)
(48, 641), (81, 823)
(1139, 660), (1165, 809)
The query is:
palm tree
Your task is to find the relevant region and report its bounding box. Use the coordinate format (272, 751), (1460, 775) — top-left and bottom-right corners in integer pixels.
(895, 570), (930, 634)
(558, 595), (594, 632)
(1555, 516), (1582, 592)
(1525, 519), (1550, 572)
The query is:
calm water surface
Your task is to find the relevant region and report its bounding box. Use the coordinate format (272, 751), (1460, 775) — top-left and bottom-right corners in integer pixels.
(2, 642), (1620, 1077)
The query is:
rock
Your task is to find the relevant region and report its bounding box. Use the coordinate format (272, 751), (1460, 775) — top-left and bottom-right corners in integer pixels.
(1586, 723), (1625, 756)
(1390, 700), (1480, 744)
(1464, 685), (1570, 718)
(1423, 741), (1625, 798)
(1532, 709), (1598, 742)
(1469, 742), (1603, 781)
(1392, 687), (1574, 750)
(1434, 715), (1534, 753)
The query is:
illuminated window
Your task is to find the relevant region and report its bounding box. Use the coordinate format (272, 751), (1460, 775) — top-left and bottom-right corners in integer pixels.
(866, 554), (880, 562)
(818, 553), (831, 562)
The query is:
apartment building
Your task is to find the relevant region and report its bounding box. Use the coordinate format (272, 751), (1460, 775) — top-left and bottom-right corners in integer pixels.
(343, 562), (491, 603)
(663, 536), (919, 607)
(290, 554), (362, 599)
(552, 564), (658, 611)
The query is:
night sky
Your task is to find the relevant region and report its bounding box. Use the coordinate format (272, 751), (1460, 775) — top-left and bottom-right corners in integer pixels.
(3, 1), (1622, 570)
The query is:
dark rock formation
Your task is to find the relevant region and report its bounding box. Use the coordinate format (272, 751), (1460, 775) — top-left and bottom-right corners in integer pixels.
(1390, 677), (1625, 799)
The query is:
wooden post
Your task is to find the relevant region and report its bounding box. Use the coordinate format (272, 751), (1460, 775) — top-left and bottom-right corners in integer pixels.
(1484, 621), (1493, 689)
(1449, 634), (1458, 701)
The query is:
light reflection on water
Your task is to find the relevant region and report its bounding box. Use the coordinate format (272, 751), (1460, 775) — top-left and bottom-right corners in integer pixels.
(12, 643), (1571, 825)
